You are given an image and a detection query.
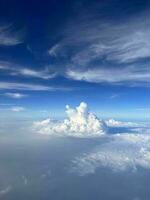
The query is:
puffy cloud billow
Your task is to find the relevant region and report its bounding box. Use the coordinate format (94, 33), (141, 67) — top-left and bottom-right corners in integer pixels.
(33, 102), (107, 137)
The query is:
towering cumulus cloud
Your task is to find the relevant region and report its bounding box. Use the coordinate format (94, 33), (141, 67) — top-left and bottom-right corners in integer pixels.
(33, 102), (106, 137)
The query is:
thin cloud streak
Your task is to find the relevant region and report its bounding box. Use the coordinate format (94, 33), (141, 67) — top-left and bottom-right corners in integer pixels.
(0, 61), (56, 80)
(0, 24), (24, 46)
(0, 82), (71, 91)
(4, 92), (27, 99)
(48, 10), (150, 86)
(66, 65), (150, 85)
(0, 186), (12, 196)
(63, 12), (150, 64)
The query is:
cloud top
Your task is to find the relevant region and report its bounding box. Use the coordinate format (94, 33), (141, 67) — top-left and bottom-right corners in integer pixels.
(33, 102), (106, 137)
(71, 133), (150, 175)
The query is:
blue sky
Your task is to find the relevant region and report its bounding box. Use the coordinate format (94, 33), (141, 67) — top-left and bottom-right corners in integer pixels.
(0, 0), (150, 120)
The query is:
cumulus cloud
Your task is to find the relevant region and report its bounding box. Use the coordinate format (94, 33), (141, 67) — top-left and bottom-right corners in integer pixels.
(33, 102), (106, 137)
(33, 102), (149, 137)
(71, 133), (150, 175)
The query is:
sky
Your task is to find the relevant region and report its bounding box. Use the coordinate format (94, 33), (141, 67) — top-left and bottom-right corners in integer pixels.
(1, 2), (150, 198)
(0, 0), (150, 120)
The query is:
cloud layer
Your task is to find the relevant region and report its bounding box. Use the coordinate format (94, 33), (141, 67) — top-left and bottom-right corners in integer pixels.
(33, 102), (106, 137)
(32, 101), (150, 174)
(71, 133), (150, 175)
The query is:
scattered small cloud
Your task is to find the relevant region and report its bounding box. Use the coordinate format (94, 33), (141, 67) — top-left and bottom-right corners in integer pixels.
(16, 68), (56, 79)
(0, 103), (15, 106)
(0, 23), (24, 46)
(4, 92), (27, 99)
(10, 106), (25, 112)
(0, 81), (70, 91)
(48, 43), (62, 57)
(22, 175), (28, 185)
(105, 119), (140, 128)
(110, 94), (120, 99)
(0, 61), (56, 80)
(0, 185), (12, 196)
(135, 108), (150, 112)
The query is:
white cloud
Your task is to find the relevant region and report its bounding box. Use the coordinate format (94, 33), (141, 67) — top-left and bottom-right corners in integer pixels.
(10, 106), (25, 112)
(16, 68), (56, 79)
(0, 103), (15, 106)
(0, 24), (24, 46)
(66, 65), (150, 85)
(0, 61), (56, 80)
(22, 175), (28, 185)
(110, 94), (120, 99)
(72, 133), (150, 175)
(105, 119), (139, 128)
(48, 43), (62, 57)
(63, 12), (150, 64)
(0, 81), (69, 91)
(49, 10), (150, 86)
(0, 186), (12, 196)
(33, 102), (149, 137)
(33, 102), (106, 137)
(5, 92), (27, 99)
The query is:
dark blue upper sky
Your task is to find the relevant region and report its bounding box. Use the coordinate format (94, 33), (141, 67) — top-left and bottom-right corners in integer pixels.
(0, 0), (150, 120)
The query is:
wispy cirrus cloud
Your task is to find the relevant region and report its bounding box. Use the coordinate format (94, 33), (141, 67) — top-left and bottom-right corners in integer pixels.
(4, 92), (27, 99)
(0, 81), (70, 91)
(0, 61), (56, 79)
(66, 64), (150, 85)
(110, 94), (120, 99)
(48, 9), (150, 86)
(63, 11), (150, 64)
(0, 23), (24, 46)
(48, 43), (62, 57)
